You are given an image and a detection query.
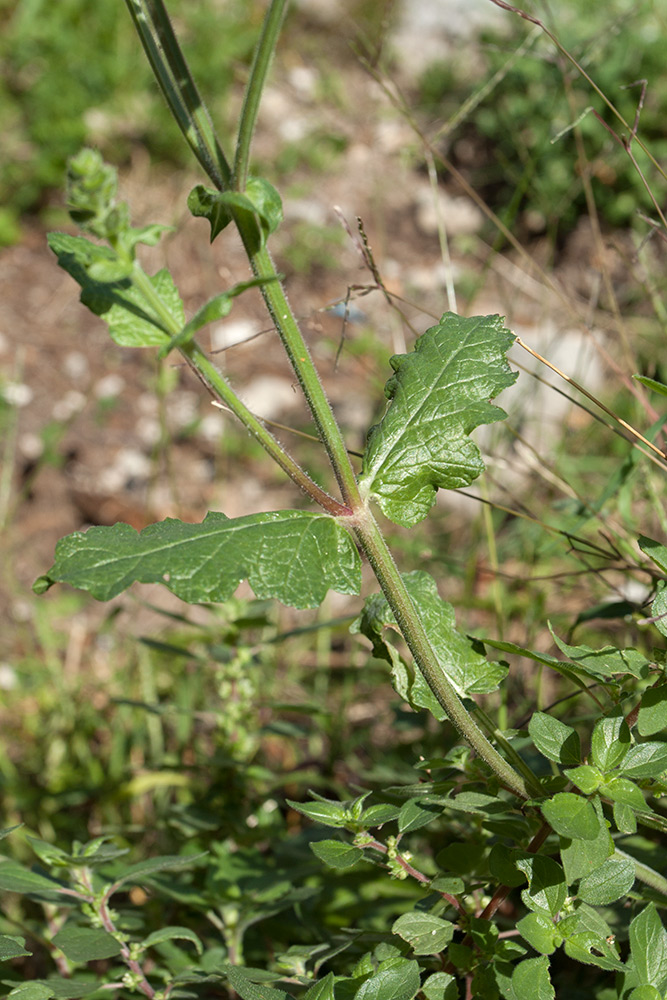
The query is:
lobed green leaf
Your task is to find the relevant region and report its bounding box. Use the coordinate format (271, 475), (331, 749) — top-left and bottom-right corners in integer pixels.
(359, 313), (517, 526)
(36, 510), (361, 610)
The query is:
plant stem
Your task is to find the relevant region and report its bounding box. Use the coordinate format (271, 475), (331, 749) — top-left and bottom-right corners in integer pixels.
(130, 265), (349, 515)
(126, 0), (531, 801)
(234, 0), (287, 190)
(353, 512), (531, 801)
(125, 0), (231, 189)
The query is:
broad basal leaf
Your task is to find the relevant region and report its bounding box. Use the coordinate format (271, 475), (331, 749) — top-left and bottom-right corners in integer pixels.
(35, 510), (361, 610)
(359, 313), (517, 526)
(48, 233), (181, 348)
(352, 570), (506, 702)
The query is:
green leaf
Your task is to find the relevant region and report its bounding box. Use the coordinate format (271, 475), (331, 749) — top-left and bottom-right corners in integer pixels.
(188, 178), (282, 250)
(110, 852), (206, 889)
(142, 925), (203, 955)
(225, 965), (291, 1000)
(358, 313), (516, 526)
(398, 799), (443, 834)
(354, 571), (506, 700)
(488, 845), (529, 888)
(511, 956), (554, 1000)
(48, 233), (181, 348)
(515, 855), (567, 917)
(420, 972), (457, 1000)
(354, 957), (421, 1000)
(634, 375), (667, 398)
(359, 804), (401, 828)
(649, 584), (667, 639)
(310, 840), (363, 870)
(286, 797), (348, 828)
(528, 712), (580, 765)
(6, 983), (101, 1000)
(638, 685), (667, 737)
(52, 925), (121, 963)
(36, 510), (361, 610)
(0, 825), (22, 842)
(602, 776), (647, 810)
(188, 185), (234, 241)
(620, 742), (667, 778)
(392, 912), (455, 955)
(0, 935), (32, 960)
(158, 276), (275, 357)
(559, 798), (614, 883)
(629, 988), (663, 1000)
(549, 626), (650, 681)
(541, 793), (600, 841)
(0, 861), (66, 894)
(613, 801), (637, 834)
(563, 932), (625, 971)
(638, 535), (667, 574)
(577, 856), (635, 905)
(429, 875), (465, 895)
(591, 714), (631, 772)
(629, 904), (667, 987)
(303, 973), (335, 1000)
(245, 177), (283, 238)
(516, 912), (557, 955)
(563, 765), (602, 795)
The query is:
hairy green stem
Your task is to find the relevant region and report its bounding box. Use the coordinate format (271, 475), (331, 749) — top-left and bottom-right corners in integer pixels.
(126, 0), (532, 801)
(234, 0), (286, 190)
(353, 512), (531, 801)
(125, 0), (231, 189)
(473, 705), (543, 798)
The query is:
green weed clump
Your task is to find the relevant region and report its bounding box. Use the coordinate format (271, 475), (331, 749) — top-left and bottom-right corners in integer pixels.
(2, 2), (667, 999)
